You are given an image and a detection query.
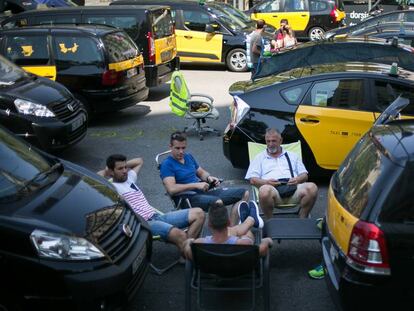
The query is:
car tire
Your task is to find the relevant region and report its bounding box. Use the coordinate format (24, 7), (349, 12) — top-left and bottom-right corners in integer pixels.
(308, 27), (325, 41)
(226, 48), (247, 72)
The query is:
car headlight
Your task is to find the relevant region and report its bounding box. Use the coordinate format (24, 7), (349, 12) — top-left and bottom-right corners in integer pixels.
(14, 99), (55, 117)
(30, 229), (105, 260)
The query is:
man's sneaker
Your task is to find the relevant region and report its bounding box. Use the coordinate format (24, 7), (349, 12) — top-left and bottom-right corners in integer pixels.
(248, 201), (264, 229)
(238, 201), (250, 224)
(308, 264), (325, 279)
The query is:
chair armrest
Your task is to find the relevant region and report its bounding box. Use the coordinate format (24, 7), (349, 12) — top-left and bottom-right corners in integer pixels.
(189, 93), (214, 103)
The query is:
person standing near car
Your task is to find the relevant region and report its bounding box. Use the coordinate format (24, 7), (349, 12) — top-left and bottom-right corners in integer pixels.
(249, 19), (266, 77)
(245, 128), (318, 219)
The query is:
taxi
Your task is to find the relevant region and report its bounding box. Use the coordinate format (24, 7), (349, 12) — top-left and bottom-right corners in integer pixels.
(322, 99), (414, 310)
(248, 0), (346, 40)
(0, 24), (148, 116)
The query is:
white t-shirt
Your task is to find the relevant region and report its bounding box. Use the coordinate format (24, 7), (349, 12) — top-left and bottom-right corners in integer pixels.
(112, 170), (155, 221)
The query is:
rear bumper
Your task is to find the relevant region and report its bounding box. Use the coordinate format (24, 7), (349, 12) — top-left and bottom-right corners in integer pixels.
(145, 57), (180, 87)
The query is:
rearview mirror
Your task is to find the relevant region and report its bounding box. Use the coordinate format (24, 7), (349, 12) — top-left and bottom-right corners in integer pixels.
(205, 24), (215, 33)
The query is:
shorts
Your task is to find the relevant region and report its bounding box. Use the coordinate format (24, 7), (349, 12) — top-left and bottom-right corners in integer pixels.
(272, 183), (305, 205)
(188, 187), (246, 211)
(148, 209), (189, 240)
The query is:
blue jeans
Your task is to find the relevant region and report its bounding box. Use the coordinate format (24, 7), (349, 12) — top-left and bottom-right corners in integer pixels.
(148, 209), (189, 240)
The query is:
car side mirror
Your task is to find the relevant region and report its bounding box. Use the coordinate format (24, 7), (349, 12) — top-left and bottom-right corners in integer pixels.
(205, 24), (215, 33)
(253, 8), (259, 13)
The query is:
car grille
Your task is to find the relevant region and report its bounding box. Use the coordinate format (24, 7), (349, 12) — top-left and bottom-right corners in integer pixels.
(49, 98), (80, 122)
(98, 207), (141, 263)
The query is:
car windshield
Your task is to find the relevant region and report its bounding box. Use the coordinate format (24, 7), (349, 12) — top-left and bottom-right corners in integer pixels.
(208, 6), (248, 31)
(0, 127), (61, 203)
(0, 55), (28, 85)
(151, 8), (174, 39)
(103, 32), (139, 63)
(219, 3), (251, 23)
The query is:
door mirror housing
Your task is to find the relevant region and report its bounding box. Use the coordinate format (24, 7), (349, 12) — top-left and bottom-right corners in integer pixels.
(205, 23), (215, 33)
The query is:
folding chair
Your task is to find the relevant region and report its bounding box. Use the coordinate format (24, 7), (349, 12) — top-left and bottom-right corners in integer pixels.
(247, 141), (302, 216)
(185, 243), (270, 311)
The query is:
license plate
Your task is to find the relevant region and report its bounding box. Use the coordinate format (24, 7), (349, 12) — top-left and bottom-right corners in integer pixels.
(161, 50), (172, 62)
(132, 246), (146, 275)
(127, 67), (137, 78)
(71, 113), (86, 131)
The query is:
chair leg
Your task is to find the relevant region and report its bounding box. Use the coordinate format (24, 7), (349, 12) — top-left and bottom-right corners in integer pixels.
(185, 260), (193, 311)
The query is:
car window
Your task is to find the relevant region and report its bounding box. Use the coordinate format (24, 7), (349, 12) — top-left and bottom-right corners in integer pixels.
(52, 35), (104, 66)
(2, 18), (28, 29)
(0, 55), (28, 83)
(334, 135), (383, 218)
(102, 32), (139, 63)
(373, 80), (414, 115)
(284, 0), (306, 11)
(309, 79), (364, 110)
(35, 15), (80, 25)
(151, 9), (174, 39)
(5, 35), (50, 66)
(84, 15), (140, 39)
(256, 0), (281, 12)
(403, 12), (414, 22)
(310, 0), (328, 11)
(183, 9), (212, 31)
(280, 84), (309, 105)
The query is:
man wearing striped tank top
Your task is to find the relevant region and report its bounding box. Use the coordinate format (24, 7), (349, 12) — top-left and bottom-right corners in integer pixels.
(99, 154), (205, 254)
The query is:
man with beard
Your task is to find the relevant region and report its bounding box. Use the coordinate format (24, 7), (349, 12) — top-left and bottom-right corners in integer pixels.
(245, 128), (318, 219)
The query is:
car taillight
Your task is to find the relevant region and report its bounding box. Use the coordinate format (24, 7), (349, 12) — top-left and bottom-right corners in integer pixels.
(330, 6), (339, 22)
(147, 31), (155, 63)
(346, 220), (391, 275)
(102, 69), (121, 86)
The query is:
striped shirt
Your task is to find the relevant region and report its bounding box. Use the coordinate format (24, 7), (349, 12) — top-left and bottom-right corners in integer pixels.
(112, 170), (155, 221)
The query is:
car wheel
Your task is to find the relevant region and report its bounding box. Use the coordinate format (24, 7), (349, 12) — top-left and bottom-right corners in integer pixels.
(226, 48), (247, 72)
(308, 27), (325, 41)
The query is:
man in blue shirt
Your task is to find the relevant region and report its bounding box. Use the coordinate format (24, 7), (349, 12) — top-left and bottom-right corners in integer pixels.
(160, 132), (252, 226)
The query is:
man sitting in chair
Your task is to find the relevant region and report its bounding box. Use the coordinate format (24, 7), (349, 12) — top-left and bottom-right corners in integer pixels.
(184, 202), (273, 260)
(98, 154), (205, 255)
(160, 131), (250, 225)
(245, 128), (318, 219)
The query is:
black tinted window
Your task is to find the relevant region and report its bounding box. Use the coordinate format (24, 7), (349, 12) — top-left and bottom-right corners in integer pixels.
(84, 15), (140, 39)
(281, 84), (309, 105)
(310, 0), (328, 11)
(151, 9), (174, 39)
(36, 15), (79, 25)
(284, 0), (306, 11)
(335, 135), (383, 218)
(5, 35), (49, 66)
(52, 35), (103, 66)
(403, 12), (414, 22)
(310, 79), (364, 110)
(374, 80), (414, 115)
(102, 32), (139, 63)
(2, 18), (28, 29)
(183, 10), (212, 31)
(256, 0), (281, 12)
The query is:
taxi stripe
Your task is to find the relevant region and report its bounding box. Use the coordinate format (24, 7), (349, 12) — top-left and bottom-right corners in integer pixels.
(108, 55), (143, 72)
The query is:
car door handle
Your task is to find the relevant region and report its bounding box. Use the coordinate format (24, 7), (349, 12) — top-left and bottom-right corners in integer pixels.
(184, 35), (193, 39)
(300, 117), (320, 123)
(272, 15), (278, 17)
(301, 14), (307, 17)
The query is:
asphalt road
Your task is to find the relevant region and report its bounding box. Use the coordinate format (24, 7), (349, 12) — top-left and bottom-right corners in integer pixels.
(60, 64), (336, 311)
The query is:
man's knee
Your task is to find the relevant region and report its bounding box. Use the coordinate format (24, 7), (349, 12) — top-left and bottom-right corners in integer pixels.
(189, 207), (205, 222)
(259, 185), (273, 200)
(304, 182), (318, 198)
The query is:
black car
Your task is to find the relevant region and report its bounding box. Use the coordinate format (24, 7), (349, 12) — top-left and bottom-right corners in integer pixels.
(0, 125), (152, 311)
(322, 99), (414, 310)
(223, 62), (414, 176)
(1, 5), (180, 88)
(0, 54), (87, 151)
(0, 24), (149, 116)
(325, 9), (414, 39)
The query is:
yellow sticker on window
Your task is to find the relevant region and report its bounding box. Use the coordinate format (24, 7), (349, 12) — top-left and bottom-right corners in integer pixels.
(59, 43), (79, 54)
(21, 46), (33, 57)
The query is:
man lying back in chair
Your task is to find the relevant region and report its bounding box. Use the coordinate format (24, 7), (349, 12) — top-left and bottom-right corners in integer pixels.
(98, 154), (205, 255)
(184, 202), (273, 260)
(245, 128), (318, 219)
(160, 131), (249, 224)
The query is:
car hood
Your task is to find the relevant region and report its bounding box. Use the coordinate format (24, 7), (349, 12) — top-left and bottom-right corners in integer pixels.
(5, 75), (72, 105)
(2, 162), (125, 239)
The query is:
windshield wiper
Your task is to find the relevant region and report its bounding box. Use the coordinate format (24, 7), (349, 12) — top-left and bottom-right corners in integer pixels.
(17, 162), (62, 194)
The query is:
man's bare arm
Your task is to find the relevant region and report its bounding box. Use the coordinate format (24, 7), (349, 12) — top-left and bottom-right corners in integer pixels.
(127, 157), (144, 175)
(163, 176), (209, 196)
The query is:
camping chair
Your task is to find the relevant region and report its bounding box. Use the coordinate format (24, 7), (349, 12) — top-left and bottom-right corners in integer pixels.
(185, 243), (270, 311)
(247, 141), (302, 216)
(170, 70), (220, 140)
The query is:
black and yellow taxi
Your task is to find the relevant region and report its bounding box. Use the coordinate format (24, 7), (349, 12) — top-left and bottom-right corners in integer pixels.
(1, 5), (180, 87)
(0, 24), (148, 116)
(112, 0), (273, 72)
(248, 0), (346, 40)
(0, 54), (87, 151)
(322, 100), (414, 310)
(223, 62), (414, 176)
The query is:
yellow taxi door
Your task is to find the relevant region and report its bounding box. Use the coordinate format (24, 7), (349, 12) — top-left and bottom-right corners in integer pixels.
(251, 0), (283, 28)
(281, 0), (310, 32)
(4, 34), (56, 80)
(176, 9), (223, 63)
(295, 78), (375, 170)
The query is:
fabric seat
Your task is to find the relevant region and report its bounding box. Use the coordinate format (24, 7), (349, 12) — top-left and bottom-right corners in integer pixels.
(170, 70), (220, 140)
(247, 141), (302, 216)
